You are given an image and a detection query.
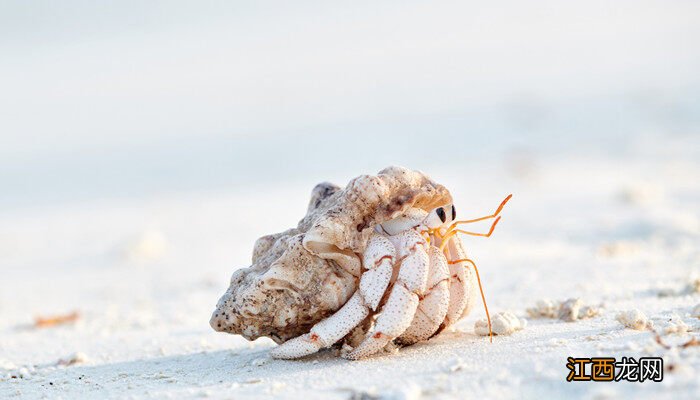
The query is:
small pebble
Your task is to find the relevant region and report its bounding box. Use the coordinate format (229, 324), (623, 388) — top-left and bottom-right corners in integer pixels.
(658, 315), (689, 335)
(447, 358), (467, 372)
(57, 352), (89, 366)
(250, 357), (269, 367)
(527, 298), (600, 321)
(475, 311), (526, 336)
(691, 304), (700, 319)
(617, 309), (652, 330)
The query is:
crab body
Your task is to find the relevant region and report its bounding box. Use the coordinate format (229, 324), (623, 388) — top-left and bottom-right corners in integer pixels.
(210, 166), (507, 359)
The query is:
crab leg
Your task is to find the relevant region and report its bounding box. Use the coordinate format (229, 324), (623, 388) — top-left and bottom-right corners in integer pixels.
(270, 234), (395, 359)
(436, 234), (478, 332)
(359, 235), (396, 311)
(396, 245), (450, 345)
(269, 292), (369, 359)
(345, 230), (429, 360)
(449, 236), (480, 320)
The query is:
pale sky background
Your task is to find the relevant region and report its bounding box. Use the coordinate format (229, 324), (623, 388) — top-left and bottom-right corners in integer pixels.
(1, 1), (699, 207)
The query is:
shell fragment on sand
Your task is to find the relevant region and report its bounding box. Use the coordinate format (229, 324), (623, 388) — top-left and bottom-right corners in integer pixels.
(616, 309), (653, 331)
(526, 298), (600, 322)
(475, 311), (526, 336)
(692, 304), (700, 319)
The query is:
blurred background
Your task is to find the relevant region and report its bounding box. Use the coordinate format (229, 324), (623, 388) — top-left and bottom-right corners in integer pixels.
(0, 1), (699, 394)
(2, 0), (699, 208)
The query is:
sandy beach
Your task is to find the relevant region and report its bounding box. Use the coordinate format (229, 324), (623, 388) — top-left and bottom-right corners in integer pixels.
(1, 2), (699, 398)
(2, 143), (699, 399)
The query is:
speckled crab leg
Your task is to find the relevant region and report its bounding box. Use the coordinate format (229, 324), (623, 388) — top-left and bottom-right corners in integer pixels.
(268, 291), (369, 359)
(344, 229), (429, 360)
(396, 245), (450, 345)
(450, 237), (480, 320)
(269, 234), (395, 359)
(437, 235), (478, 332)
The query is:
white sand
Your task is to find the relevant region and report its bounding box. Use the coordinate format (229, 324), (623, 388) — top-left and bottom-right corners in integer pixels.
(1, 151), (699, 400)
(2, 1), (699, 397)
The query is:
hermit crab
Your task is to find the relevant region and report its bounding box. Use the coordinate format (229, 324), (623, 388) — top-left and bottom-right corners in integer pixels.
(210, 166), (510, 359)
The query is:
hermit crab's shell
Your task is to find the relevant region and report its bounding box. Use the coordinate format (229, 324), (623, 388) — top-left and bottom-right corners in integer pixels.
(210, 166), (452, 343)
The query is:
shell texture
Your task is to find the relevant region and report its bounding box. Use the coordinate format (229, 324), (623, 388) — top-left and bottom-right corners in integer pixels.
(210, 166), (452, 344)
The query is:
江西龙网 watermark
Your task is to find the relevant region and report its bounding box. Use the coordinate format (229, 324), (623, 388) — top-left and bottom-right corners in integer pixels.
(566, 357), (663, 382)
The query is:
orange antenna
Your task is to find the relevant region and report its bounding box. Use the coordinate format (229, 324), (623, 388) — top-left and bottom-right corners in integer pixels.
(453, 216), (501, 238)
(447, 194), (512, 232)
(437, 215), (501, 251)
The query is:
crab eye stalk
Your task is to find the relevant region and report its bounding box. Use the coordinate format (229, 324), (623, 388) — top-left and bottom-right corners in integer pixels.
(451, 205), (457, 221)
(436, 207), (446, 223)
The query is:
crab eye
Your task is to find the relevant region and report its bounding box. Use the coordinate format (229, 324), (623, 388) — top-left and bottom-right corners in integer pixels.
(435, 207), (446, 223)
(451, 205), (456, 221)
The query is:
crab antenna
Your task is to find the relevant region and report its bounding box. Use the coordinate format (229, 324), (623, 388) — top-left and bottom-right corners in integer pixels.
(447, 194), (512, 231)
(453, 216), (501, 238)
(449, 258), (493, 343)
(439, 216), (502, 245)
(438, 229), (458, 252)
